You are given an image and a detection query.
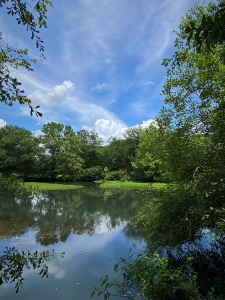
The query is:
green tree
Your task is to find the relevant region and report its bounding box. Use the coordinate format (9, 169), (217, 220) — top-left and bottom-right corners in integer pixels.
(131, 0), (225, 245)
(103, 126), (144, 175)
(39, 122), (82, 180)
(103, 137), (126, 171)
(122, 126), (144, 174)
(0, 125), (39, 179)
(57, 125), (83, 180)
(131, 124), (164, 182)
(77, 129), (103, 168)
(0, 0), (53, 108)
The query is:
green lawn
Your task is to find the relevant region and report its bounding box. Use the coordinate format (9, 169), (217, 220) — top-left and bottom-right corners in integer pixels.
(25, 182), (83, 190)
(95, 180), (166, 189)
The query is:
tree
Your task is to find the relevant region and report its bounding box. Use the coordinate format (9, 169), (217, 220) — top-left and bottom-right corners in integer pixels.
(0, 125), (39, 179)
(0, 0), (53, 109)
(103, 126), (144, 174)
(56, 125), (83, 179)
(39, 122), (82, 180)
(77, 129), (103, 168)
(142, 0), (225, 243)
(131, 124), (164, 182)
(122, 126), (144, 173)
(103, 137), (126, 171)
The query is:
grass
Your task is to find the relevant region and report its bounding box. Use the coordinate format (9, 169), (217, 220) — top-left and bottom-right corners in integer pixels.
(24, 182), (83, 190)
(95, 180), (166, 189)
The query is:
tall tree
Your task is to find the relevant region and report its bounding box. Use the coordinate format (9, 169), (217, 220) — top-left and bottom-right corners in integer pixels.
(39, 122), (82, 180)
(122, 126), (144, 173)
(104, 137), (127, 171)
(131, 124), (163, 182)
(145, 0), (225, 243)
(77, 129), (103, 168)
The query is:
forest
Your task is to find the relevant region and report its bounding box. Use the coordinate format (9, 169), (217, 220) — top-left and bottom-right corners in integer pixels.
(1, 0), (225, 299)
(0, 121), (163, 183)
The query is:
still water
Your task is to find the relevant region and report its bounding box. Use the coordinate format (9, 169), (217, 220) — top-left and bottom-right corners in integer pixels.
(0, 185), (145, 299)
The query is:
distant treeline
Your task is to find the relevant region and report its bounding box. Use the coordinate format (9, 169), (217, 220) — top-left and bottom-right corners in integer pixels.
(0, 122), (166, 182)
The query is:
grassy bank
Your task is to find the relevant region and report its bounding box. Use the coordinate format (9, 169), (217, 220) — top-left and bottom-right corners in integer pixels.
(25, 182), (83, 190)
(95, 180), (166, 189)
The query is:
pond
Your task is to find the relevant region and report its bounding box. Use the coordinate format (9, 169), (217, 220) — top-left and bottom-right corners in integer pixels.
(0, 184), (145, 300)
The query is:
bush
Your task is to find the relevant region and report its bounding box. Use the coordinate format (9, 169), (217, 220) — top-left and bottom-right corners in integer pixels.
(105, 171), (121, 181)
(79, 166), (104, 181)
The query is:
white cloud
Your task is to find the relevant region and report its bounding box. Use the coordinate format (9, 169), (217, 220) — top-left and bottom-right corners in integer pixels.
(82, 119), (127, 142)
(137, 119), (158, 129)
(32, 130), (43, 136)
(64, 95), (121, 125)
(139, 81), (155, 86)
(82, 118), (157, 143)
(47, 259), (67, 280)
(91, 83), (109, 92)
(28, 81), (75, 108)
(20, 81), (76, 124)
(20, 81), (125, 132)
(0, 119), (7, 128)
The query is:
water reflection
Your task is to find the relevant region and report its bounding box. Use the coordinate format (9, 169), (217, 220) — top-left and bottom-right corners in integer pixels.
(0, 186), (145, 298)
(0, 187), (143, 246)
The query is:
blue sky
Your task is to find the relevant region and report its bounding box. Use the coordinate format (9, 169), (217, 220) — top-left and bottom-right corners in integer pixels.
(0, 0), (198, 142)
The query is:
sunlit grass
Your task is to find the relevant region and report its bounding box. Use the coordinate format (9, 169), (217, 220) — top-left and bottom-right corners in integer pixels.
(95, 181), (166, 189)
(25, 182), (83, 190)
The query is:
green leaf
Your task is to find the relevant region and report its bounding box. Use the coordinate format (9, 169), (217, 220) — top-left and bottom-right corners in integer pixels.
(153, 275), (160, 285)
(114, 263), (119, 271)
(90, 290), (96, 298)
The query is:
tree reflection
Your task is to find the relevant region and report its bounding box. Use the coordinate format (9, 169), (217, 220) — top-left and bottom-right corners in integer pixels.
(0, 187), (144, 246)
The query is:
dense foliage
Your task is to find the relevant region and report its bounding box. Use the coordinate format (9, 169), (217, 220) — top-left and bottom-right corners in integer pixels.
(0, 121), (162, 182)
(92, 1), (225, 299)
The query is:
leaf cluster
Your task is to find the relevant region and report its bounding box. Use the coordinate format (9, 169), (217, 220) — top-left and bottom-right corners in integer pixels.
(0, 0), (53, 106)
(0, 247), (54, 293)
(91, 247), (200, 300)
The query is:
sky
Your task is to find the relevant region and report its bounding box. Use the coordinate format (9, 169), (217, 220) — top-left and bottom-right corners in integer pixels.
(0, 0), (198, 142)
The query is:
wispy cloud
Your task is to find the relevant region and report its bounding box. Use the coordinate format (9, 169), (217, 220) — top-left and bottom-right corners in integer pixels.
(1, 0), (197, 134)
(91, 83), (110, 92)
(109, 99), (116, 104)
(139, 81), (155, 86)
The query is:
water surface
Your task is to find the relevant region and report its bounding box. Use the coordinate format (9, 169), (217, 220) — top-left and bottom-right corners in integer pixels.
(0, 185), (145, 299)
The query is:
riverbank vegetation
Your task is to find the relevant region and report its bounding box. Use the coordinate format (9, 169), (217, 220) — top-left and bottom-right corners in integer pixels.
(96, 181), (166, 189)
(92, 1), (225, 299)
(24, 182), (83, 190)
